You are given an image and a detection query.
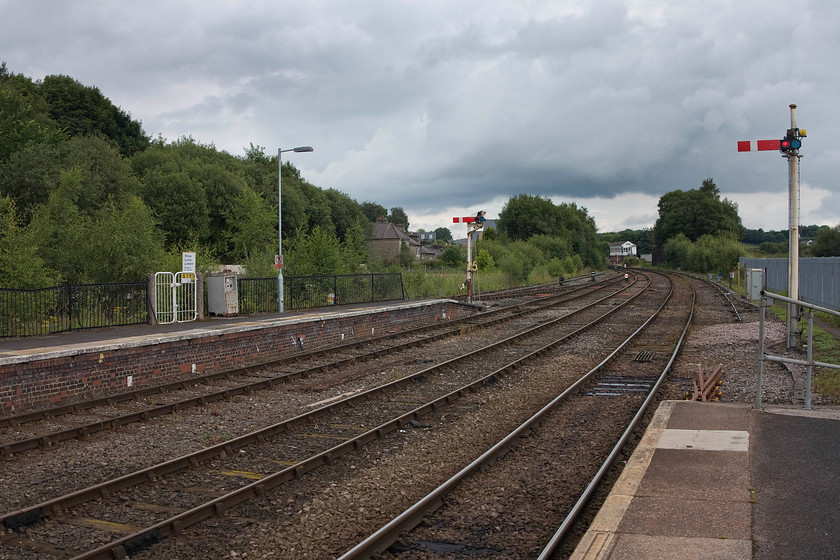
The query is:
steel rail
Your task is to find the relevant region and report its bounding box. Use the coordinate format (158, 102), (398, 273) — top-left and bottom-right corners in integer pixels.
(1, 274), (641, 536)
(0, 275), (618, 431)
(337, 272), (677, 559)
(667, 268), (742, 322)
(66, 273), (653, 560)
(536, 272), (695, 558)
(0, 277), (625, 457)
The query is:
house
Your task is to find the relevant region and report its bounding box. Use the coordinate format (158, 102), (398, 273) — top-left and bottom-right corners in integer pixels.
(609, 241), (637, 264)
(368, 219), (421, 262)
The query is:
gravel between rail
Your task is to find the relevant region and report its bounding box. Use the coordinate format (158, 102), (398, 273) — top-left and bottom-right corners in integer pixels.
(0, 273), (831, 560)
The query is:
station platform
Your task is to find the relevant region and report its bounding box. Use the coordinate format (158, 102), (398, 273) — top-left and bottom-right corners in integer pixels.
(0, 299), (459, 364)
(571, 400), (840, 560)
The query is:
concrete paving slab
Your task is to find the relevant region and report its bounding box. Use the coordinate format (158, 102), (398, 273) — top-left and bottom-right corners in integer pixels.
(657, 429), (749, 451)
(635, 449), (751, 502)
(665, 401), (751, 431)
(617, 495), (752, 540)
(605, 534), (751, 560)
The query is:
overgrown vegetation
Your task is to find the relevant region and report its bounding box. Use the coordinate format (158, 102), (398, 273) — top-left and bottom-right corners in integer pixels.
(766, 302), (840, 400)
(0, 63), (602, 294)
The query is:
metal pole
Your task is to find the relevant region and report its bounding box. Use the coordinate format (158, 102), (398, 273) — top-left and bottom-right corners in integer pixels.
(755, 296), (767, 410)
(467, 229), (473, 303)
(787, 104), (800, 348)
(805, 309), (813, 410)
(277, 146), (313, 313)
(277, 148), (284, 313)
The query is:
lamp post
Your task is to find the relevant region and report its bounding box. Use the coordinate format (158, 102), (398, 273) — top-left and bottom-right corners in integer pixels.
(278, 146), (313, 312)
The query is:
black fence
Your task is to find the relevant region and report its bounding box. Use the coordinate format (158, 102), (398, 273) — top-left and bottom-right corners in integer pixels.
(238, 273), (406, 314)
(0, 282), (148, 338)
(1, 273), (406, 338)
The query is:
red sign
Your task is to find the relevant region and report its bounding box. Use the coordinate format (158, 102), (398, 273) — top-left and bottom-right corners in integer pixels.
(452, 217), (476, 223)
(275, 254), (284, 270)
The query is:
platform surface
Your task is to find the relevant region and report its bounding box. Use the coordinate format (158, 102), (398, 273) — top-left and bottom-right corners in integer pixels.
(0, 299), (455, 363)
(571, 400), (840, 560)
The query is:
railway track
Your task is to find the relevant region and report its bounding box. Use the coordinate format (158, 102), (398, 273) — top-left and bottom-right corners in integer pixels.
(0, 273), (651, 559)
(338, 271), (692, 559)
(0, 272), (731, 560)
(0, 275), (625, 458)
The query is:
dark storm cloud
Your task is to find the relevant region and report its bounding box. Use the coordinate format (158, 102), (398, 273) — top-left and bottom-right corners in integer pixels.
(2, 0), (839, 231)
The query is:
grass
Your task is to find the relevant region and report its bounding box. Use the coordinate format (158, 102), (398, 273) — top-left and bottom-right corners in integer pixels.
(401, 267), (583, 300)
(767, 302), (840, 399)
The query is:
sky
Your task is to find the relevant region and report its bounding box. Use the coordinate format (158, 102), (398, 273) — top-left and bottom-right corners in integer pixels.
(2, 0), (839, 235)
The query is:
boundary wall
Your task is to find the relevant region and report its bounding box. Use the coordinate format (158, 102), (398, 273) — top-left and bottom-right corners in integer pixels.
(0, 300), (475, 414)
(739, 256), (840, 310)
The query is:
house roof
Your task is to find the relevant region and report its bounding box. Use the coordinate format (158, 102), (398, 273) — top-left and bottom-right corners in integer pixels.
(371, 222), (410, 240)
(370, 222), (421, 246)
(609, 240), (636, 247)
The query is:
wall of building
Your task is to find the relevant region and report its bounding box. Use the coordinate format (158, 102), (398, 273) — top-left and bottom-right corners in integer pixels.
(0, 301), (475, 414)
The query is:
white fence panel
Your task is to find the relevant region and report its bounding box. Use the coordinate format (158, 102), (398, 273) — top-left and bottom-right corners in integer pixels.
(154, 271), (198, 324)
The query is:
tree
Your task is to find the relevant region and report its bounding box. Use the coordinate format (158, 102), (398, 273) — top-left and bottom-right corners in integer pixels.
(27, 167), (92, 283)
(440, 246), (465, 267)
(388, 207), (409, 231)
(497, 194), (602, 268)
(434, 226), (453, 242)
(360, 201), (387, 223)
(40, 74), (149, 157)
(81, 196), (167, 283)
(0, 70), (64, 162)
(285, 226), (344, 276)
(653, 178), (743, 249)
(811, 225), (840, 257)
(226, 186), (277, 261)
(0, 196), (57, 288)
(0, 134), (141, 223)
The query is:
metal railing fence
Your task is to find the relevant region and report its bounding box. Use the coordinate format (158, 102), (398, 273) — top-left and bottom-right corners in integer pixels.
(0, 282), (148, 337)
(238, 273), (406, 314)
(1, 273), (405, 337)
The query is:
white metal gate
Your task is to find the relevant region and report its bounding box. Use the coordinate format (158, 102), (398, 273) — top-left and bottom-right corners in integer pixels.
(154, 271), (198, 324)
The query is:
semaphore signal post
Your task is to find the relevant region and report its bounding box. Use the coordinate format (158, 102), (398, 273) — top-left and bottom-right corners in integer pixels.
(453, 211), (486, 303)
(738, 104), (807, 348)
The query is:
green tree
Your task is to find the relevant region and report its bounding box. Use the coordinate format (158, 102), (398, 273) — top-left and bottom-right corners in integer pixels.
(497, 194), (602, 268)
(811, 225), (840, 257)
(476, 248), (495, 271)
(440, 245), (466, 267)
(226, 186), (277, 261)
(285, 226), (344, 276)
(0, 196), (57, 288)
(434, 226), (453, 242)
(360, 201), (387, 223)
(27, 167), (91, 283)
(653, 178), (743, 249)
(0, 68), (64, 162)
(324, 188), (366, 242)
(0, 134), (141, 223)
(388, 207), (409, 231)
(82, 196), (167, 283)
(40, 74), (149, 157)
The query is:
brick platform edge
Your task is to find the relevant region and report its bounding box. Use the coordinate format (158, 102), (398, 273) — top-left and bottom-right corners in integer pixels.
(0, 300), (475, 414)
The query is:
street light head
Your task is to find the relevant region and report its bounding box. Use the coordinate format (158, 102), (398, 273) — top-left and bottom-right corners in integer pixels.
(293, 146), (314, 152)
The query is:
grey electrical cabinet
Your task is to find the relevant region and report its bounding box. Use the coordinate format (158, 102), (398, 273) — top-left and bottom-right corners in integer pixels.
(746, 268), (764, 301)
(207, 275), (239, 315)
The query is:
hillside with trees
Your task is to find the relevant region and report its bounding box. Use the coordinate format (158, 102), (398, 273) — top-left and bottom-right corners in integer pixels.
(0, 63), (605, 291)
(0, 63), (376, 288)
